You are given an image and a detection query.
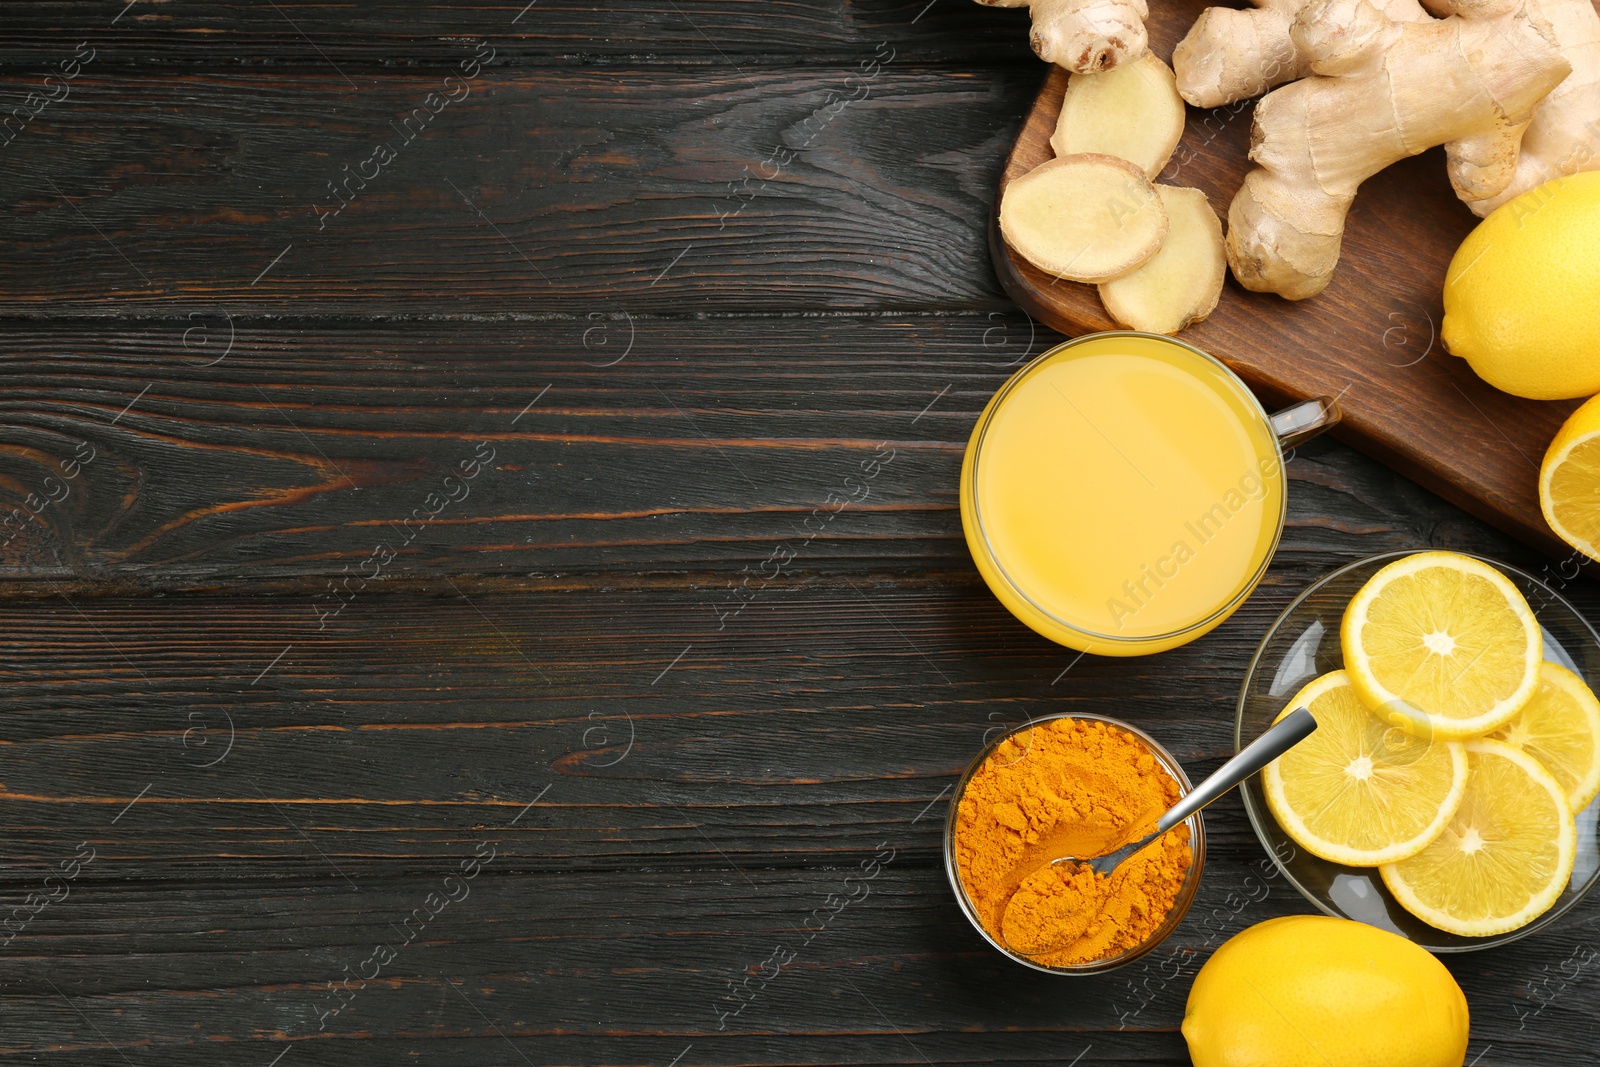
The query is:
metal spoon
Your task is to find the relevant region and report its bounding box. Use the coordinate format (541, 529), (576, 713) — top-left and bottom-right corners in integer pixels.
(999, 707), (1318, 956)
(1067, 706), (1317, 877)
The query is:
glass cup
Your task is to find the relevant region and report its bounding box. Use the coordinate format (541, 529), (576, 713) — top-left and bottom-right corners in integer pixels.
(961, 332), (1339, 657)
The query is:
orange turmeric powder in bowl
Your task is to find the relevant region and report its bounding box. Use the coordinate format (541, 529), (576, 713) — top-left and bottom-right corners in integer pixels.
(944, 713), (1203, 974)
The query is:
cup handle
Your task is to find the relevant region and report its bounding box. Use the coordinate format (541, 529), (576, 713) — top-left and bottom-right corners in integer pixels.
(1270, 396), (1341, 450)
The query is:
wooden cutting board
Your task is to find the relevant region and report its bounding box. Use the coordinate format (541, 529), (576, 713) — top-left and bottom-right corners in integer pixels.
(991, 1), (1583, 561)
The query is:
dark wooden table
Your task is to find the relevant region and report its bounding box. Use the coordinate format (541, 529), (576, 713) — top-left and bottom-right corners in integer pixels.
(1, 3), (1595, 1064)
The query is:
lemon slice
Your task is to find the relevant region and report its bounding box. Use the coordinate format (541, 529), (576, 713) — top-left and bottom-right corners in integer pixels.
(1341, 551), (1541, 740)
(1541, 394), (1600, 561)
(1380, 739), (1576, 937)
(1490, 661), (1600, 812)
(1263, 671), (1468, 866)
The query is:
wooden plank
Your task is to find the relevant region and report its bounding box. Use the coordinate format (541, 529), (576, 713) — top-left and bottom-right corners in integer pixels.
(0, 346), (1585, 1063)
(0, 581), (1319, 875)
(0, 2), (1029, 65)
(0, 510), (1583, 878)
(990, 2), (1583, 559)
(1, 6), (1594, 1061)
(1, 568), (1594, 1063)
(0, 66), (1031, 315)
(0, 866), (1297, 1061)
(6, 866), (1591, 1064)
(0, 316), (1005, 583)
(0, 318), (1543, 585)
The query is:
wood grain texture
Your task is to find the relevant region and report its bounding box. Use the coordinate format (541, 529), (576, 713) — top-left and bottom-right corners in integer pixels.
(0, 567), (1577, 874)
(9, 866), (1597, 1065)
(0, 66), (1028, 315)
(2, 550), (1598, 1064)
(0, 1), (1030, 65)
(1, 3), (1597, 1063)
(991, 4), (1584, 559)
(0, 317), (1541, 586)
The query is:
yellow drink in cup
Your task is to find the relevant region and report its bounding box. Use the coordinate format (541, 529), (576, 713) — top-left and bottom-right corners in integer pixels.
(961, 333), (1336, 656)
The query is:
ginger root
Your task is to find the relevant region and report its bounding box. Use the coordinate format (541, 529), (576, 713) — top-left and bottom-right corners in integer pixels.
(1176, 0), (1600, 218)
(1099, 186), (1226, 333)
(1469, 0), (1600, 214)
(1053, 51), (1187, 177)
(1227, 0), (1570, 299)
(975, 0), (1151, 72)
(1000, 153), (1169, 282)
(1172, 0), (1429, 108)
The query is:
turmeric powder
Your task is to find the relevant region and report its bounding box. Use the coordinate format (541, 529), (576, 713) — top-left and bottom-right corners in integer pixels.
(954, 716), (1194, 967)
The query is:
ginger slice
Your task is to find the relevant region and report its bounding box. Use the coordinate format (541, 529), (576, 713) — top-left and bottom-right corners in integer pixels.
(1098, 185), (1225, 334)
(1000, 153), (1169, 283)
(1052, 51), (1187, 178)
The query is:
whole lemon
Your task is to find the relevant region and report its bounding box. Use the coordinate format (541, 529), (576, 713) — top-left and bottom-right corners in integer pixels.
(1442, 171), (1600, 400)
(1182, 915), (1469, 1067)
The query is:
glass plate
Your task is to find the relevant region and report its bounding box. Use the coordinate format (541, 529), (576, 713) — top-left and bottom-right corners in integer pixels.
(1237, 551), (1600, 952)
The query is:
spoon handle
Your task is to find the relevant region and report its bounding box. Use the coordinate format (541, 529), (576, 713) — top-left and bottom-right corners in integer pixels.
(1155, 706), (1318, 835)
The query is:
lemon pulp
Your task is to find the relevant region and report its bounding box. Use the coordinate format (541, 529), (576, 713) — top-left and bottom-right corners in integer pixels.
(1341, 551), (1541, 739)
(1381, 739), (1576, 937)
(1263, 671), (1467, 866)
(1541, 393), (1600, 562)
(1491, 661), (1600, 812)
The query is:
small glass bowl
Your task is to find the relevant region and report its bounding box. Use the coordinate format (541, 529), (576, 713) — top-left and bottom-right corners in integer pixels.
(942, 711), (1207, 974)
(1238, 551), (1600, 952)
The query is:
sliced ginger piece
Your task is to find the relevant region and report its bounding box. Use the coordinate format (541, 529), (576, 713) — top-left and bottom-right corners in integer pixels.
(999, 153), (1169, 283)
(1098, 185), (1225, 334)
(1052, 51), (1187, 178)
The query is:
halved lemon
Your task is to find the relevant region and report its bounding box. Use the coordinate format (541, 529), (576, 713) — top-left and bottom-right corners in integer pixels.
(1541, 393), (1600, 562)
(1490, 661), (1600, 812)
(1380, 739), (1576, 937)
(1263, 671), (1468, 866)
(1341, 551), (1541, 740)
